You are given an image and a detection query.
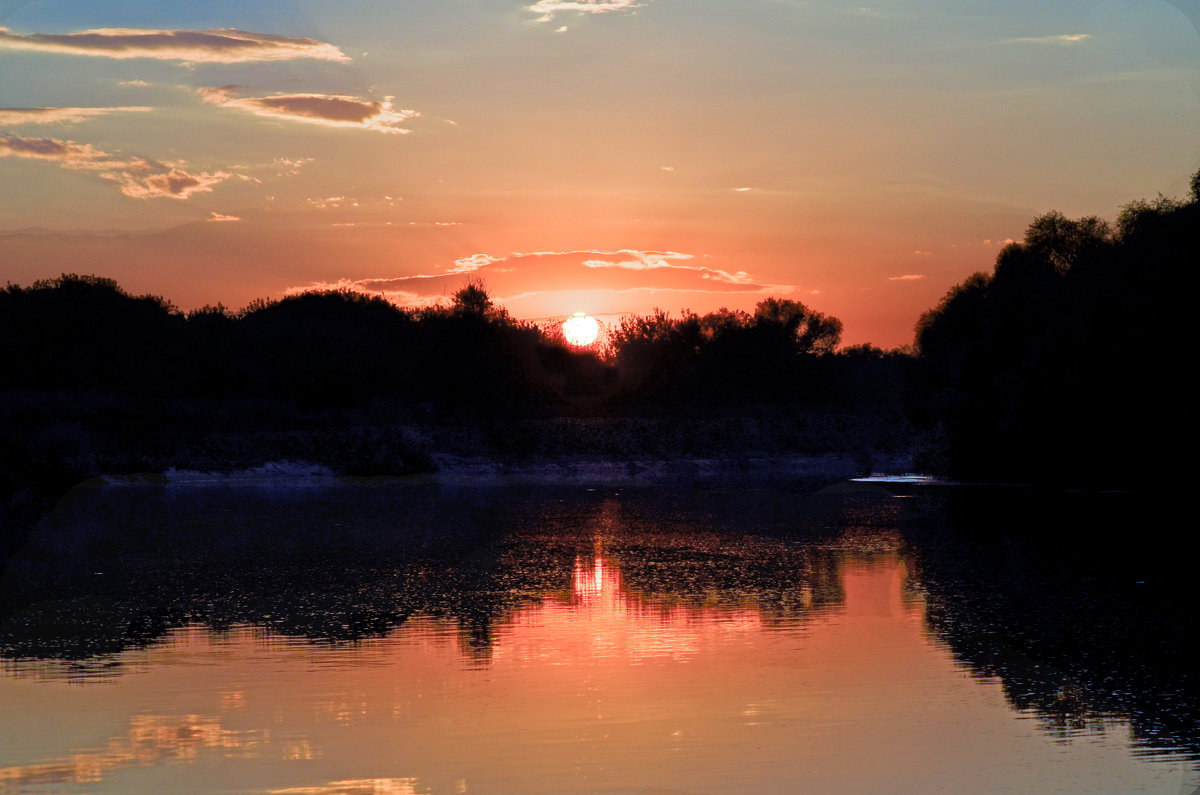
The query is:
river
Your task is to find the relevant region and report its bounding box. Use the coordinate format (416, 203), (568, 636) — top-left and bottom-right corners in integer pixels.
(0, 478), (1195, 793)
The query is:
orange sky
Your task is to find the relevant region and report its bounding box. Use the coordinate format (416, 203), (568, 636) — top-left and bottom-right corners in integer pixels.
(3, 2), (1198, 347)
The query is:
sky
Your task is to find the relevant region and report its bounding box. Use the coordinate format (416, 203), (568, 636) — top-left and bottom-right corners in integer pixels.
(2, 0), (1198, 348)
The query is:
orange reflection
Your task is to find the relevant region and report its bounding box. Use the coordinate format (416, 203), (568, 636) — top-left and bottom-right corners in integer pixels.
(0, 544), (1172, 794)
(493, 551), (776, 668)
(0, 713), (266, 788)
(271, 778), (432, 795)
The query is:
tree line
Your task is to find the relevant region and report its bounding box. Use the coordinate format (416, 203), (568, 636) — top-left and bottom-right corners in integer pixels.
(2, 169), (1195, 487)
(0, 276), (905, 418)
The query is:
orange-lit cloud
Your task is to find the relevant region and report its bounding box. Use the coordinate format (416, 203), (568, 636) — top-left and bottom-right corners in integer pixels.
(0, 26), (348, 63)
(0, 106), (150, 125)
(1, 135), (128, 167)
(281, 248), (796, 312)
(528, 0), (643, 22)
(888, 274), (926, 281)
(1004, 33), (1090, 45)
(199, 87), (418, 134)
(580, 250), (757, 285)
(0, 135), (230, 199)
(208, 212), (241, 222)
(104, 168), (231, 199)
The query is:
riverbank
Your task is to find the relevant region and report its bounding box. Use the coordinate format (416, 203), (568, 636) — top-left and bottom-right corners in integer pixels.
(1, 408), (917, 556)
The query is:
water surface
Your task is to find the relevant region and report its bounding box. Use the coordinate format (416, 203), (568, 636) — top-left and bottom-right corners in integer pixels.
(1, 482), (1195, 793)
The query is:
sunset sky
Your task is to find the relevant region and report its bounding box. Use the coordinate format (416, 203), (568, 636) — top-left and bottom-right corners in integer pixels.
(2, 1), (1197, 347)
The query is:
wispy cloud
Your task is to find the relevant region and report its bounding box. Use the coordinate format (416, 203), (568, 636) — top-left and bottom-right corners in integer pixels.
(207, 212), (241, 222)
(888, 274), (926, 281)
(0, 106), (150, 126)
(282, 248), (795, 310)
(528, 0), (643, 22)
(0, 134), (229, 199)
(1004, 33), (1090, 45)
(0, 27), (348, 63)
(199, 87), (418, 134)
(101, 167), (229, 200)
(580, 250), (756, 285)
(0, 135), (139, 169)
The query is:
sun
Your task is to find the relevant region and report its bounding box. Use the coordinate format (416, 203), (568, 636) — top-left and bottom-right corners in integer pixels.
(562, 312), (600, 346)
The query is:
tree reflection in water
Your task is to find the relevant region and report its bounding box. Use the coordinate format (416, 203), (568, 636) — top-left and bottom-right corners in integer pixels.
(0, 480), (1197, 771)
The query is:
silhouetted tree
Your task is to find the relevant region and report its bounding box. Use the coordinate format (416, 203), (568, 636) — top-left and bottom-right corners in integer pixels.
(607, 299), (847, 411)
(913, 170), (1198, 485)
(0, 274), (185, 393)
(753, 298), (842, 355)
(234, 290), (417, 409)
(451, 280), (494, 318)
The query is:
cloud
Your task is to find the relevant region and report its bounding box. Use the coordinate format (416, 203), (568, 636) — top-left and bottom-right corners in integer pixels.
(307, 195), (357, 209)
(579, 250), (756, 285)
(207, 212), (240, 222)
(0, 135), (137, 169)
(104, 168), (230, 199)
(0, 26), (348, 63)
(199, 87), (418, 134)
(528, 0), (643, 22)
(888, 274), (926, 281)
(0, 106), (150, 126)
(273, 156), (314, 176)
(1004, 33), (1090, 45)
(282, 249), (795, 311)
(0, 134), (230, 199)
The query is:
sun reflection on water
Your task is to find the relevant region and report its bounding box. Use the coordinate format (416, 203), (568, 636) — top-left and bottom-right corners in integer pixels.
(492, 550), (767, 669)
(1, 505), (1194, 793)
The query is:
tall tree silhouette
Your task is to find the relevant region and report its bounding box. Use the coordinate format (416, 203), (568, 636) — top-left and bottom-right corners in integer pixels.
(914, 171), (1197, 485)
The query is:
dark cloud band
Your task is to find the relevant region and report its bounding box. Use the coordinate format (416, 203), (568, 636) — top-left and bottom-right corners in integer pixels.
(0, 26), (348, 63)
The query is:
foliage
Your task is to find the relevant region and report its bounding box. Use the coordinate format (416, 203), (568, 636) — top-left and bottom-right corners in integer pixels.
(606, 299), (848, 411)
(913, 170), (1197, 485)
(1, 270), (910, 514)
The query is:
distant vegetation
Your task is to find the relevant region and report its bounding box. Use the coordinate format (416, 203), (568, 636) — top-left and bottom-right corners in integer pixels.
(0, 277), (904, 417)
(0, 274), (910, 547)
(1, 169), (1195, 523)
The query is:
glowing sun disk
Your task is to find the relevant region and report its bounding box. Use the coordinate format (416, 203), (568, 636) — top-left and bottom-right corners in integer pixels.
(562, 312), (600, 346)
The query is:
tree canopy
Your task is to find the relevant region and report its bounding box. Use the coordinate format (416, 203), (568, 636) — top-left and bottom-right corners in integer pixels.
(913, 170), (1197, 486)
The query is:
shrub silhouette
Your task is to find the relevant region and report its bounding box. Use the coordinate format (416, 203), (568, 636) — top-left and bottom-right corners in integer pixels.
(608, 299), (845, 411)
(233, 290), (418, 409)
(0, 274), (184, 393)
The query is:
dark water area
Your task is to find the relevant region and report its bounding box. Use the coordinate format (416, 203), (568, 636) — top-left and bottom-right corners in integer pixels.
(0, 479), (1196, 793)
